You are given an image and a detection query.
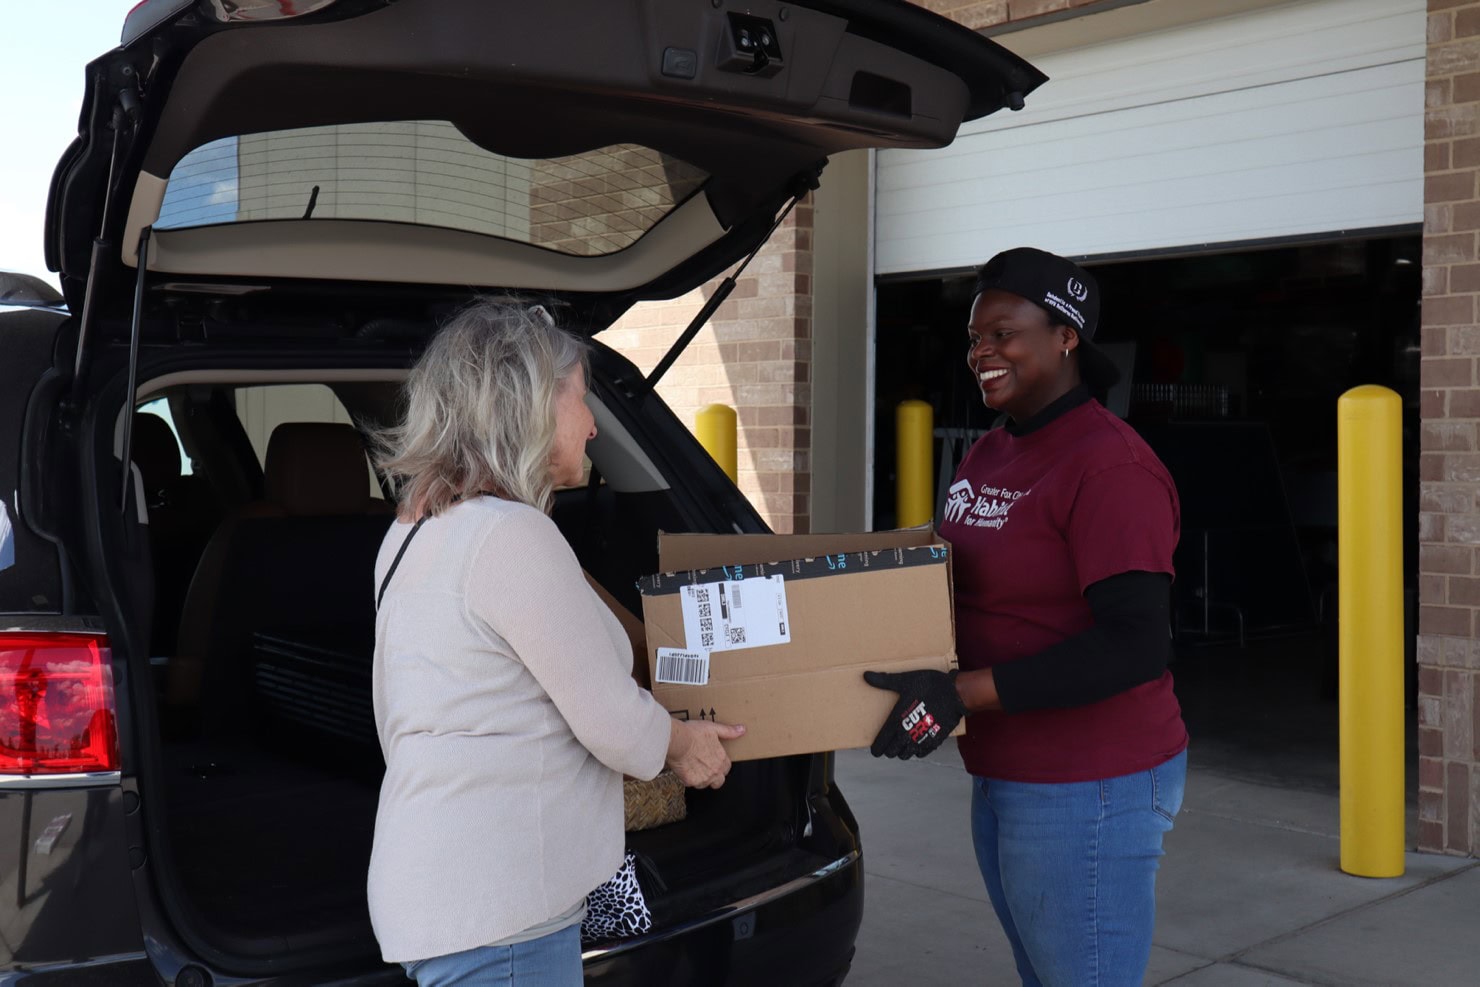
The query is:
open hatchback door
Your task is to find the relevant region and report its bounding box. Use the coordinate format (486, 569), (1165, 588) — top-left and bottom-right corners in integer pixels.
(19, 2), (1047, 983)
(47, 0), (1044, 339)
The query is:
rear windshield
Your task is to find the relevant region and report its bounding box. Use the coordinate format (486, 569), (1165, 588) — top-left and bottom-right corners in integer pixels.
(155, 121), (707, 257)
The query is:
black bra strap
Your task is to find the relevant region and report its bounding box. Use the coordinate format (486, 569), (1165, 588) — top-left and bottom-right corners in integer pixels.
(375, 492), (496, 611)
(377, 515), (428, 611)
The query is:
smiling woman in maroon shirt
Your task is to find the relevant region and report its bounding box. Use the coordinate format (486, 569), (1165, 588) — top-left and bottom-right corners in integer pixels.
(865, 248), (1189, 987)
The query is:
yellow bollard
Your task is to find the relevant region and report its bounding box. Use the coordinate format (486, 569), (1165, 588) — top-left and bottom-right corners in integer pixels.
(896, 400), (934, 528)
(696, 404), (738, 484)
(1337, 385), (1405, 878)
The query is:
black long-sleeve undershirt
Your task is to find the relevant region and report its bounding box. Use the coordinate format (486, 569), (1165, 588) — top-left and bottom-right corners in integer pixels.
(990, 570), (1173, 713)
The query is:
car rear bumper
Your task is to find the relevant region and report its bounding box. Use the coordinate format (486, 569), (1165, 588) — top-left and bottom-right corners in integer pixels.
(3, 834), (863, 987)
(582, 850), (863, 986)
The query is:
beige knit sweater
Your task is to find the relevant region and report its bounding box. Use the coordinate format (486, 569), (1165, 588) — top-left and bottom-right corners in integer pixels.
(367, 496), (672, 962)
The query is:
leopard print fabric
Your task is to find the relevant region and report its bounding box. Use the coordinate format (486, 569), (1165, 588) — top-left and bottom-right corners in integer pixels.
(581, 851), (653, 944)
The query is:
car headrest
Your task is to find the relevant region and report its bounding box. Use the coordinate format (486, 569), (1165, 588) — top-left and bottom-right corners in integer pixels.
(132, 412), (182, 491)
(264, 422), (374, 516)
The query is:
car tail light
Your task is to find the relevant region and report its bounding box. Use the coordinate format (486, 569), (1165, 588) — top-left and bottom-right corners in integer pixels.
(0, 634), (119, 775)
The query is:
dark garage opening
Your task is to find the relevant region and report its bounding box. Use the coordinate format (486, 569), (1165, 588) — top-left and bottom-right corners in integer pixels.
(873, 234), (1422, 795)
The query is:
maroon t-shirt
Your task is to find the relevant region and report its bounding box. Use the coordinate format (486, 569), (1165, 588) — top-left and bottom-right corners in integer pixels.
(939, 399), (1188, 782)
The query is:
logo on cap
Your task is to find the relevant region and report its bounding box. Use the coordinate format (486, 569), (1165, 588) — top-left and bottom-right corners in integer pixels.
(1067, 278), (1089, 302)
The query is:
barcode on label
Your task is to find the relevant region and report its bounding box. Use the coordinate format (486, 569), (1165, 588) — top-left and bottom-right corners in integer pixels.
(679, 575), (789, 654)
(655, 648), (710, 686)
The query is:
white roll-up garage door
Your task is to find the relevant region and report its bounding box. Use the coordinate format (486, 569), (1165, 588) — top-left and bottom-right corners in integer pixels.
(874, 0), (1425, 276)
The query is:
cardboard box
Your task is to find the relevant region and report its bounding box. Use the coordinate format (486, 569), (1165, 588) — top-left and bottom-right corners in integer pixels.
(637, 528), (960, 761)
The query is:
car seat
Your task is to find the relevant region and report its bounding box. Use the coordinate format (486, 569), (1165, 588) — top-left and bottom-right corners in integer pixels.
(167, 422), (394, 738)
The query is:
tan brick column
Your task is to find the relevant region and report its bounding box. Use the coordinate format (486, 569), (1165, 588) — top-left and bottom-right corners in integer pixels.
(1419, 0), (1480, 856)
(602, 203), (814, 534)
(921, 0), (1118, 31)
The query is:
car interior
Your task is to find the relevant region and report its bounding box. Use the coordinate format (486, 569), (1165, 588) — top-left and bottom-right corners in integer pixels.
(125, 361), (824, 962)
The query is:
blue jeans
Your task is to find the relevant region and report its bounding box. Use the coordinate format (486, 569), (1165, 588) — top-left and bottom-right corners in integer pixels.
(970, 750), (1187, 987)
(401, 924), (582, 987)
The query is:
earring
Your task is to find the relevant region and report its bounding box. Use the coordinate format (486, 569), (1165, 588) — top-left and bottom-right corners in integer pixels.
(1063, 348), (1069, 358)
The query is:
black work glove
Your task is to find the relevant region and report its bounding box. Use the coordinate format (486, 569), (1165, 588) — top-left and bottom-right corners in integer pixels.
(863, 669), (968, 760)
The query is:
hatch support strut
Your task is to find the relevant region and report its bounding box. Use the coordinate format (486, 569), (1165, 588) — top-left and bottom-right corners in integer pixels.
(119, 226), (151, 514)
(644, 170), (821, 395)
(71, 90), (140, 404)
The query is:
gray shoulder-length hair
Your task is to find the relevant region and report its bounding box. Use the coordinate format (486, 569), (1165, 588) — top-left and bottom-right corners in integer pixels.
(373, 297), (590, 518)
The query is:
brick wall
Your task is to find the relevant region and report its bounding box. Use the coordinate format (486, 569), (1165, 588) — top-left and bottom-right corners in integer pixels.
(922, 0), (1117, 32)
(601, 202), (814, 533)
(529, 146), (705, 255)
(1419, 0), (1480, 856)
(520, 143), (809, 532)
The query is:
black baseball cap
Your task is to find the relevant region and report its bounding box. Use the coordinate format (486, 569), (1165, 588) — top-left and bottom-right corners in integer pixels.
(972, 247), (1120, 390)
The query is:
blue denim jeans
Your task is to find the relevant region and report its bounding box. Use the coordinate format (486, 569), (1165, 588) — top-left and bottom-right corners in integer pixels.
(401, 924), (582, 987)
(970, 749), (1187, 987)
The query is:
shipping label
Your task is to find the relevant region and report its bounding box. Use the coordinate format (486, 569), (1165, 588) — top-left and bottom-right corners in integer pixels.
(678, 574), (790, 653)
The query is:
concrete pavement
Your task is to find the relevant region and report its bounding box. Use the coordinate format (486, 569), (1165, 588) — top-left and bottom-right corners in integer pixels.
(834, 744), (1478, 986)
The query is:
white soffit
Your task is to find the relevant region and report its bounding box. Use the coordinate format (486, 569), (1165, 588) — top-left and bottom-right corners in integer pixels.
(874, 0), (1425, 275)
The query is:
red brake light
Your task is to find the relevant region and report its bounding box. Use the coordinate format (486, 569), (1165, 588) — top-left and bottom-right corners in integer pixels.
(0, 634), (119, 775)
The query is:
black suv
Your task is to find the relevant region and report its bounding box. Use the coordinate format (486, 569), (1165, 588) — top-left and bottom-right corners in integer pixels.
(0, 2), (1041, 983)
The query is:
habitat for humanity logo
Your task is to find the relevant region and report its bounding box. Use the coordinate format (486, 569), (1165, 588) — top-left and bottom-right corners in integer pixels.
(942, 479), (1030, 529)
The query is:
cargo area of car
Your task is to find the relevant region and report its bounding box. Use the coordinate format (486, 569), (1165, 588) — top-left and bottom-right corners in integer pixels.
(122, 360), (833, 969)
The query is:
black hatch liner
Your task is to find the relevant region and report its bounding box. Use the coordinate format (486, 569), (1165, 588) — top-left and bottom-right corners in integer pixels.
(46, 0), (1045, 337)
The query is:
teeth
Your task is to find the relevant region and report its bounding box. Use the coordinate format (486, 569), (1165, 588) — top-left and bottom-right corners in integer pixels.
(979, 369), (1007, 382)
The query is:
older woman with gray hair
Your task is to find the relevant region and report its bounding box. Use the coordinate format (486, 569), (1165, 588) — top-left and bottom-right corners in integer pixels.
(367, 298), (742, 986)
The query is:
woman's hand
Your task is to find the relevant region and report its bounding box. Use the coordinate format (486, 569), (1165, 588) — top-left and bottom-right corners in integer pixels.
(666, 718), (746, 789)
